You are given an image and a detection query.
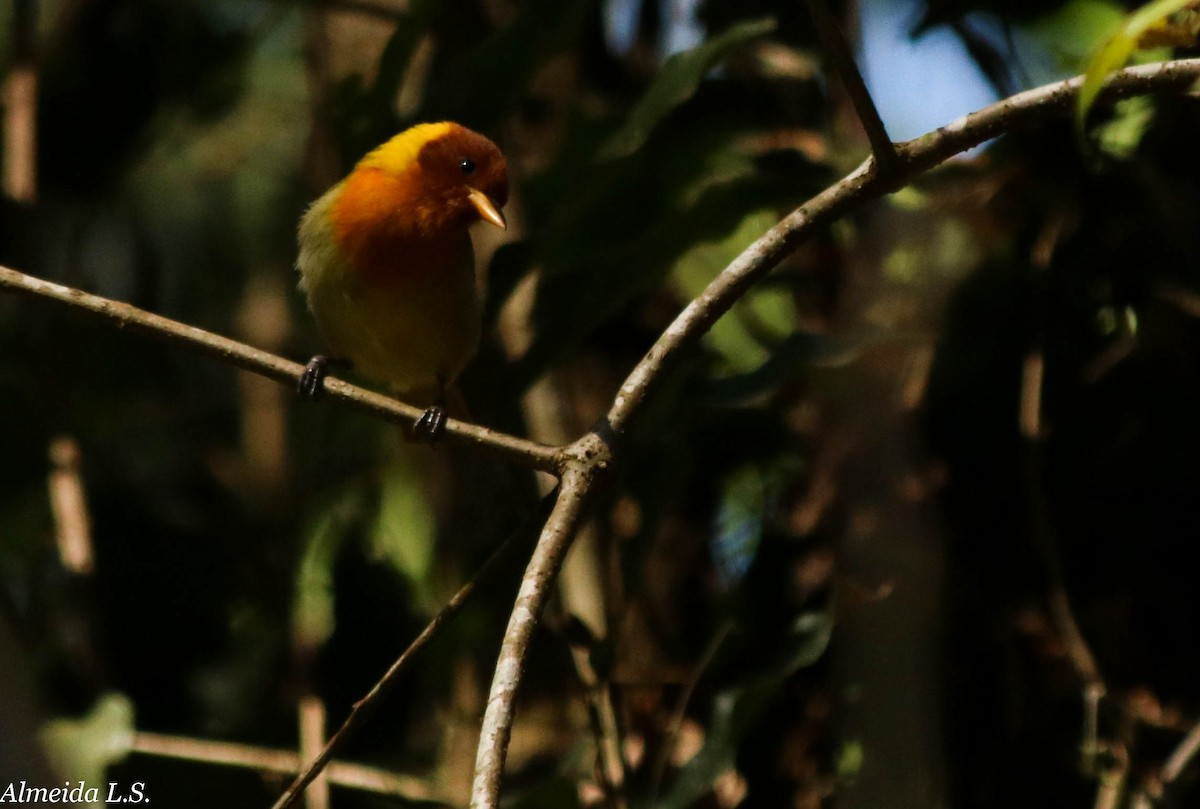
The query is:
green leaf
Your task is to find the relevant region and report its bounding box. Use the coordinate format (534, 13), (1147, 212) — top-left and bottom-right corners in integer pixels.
(41, 694), (135, 791)
(1076, 0), (1195, 130)
(835, 739), (865, 782)
(1093, 95), (1157, 158)
(1022, 0), (1126, 74)
(520, 174), (785, 386)
(654, 683), (768, 809)
(671, 208), (794, 374)
(780, 610), (835, 673)
(370, 447), (437, 604)
(654, 610), (832, 809)
(599, 17), (776, 161)
(292, 489), (363, 652)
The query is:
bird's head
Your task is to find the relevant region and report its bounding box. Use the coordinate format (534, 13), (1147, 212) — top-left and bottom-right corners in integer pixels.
(358, 122), (508, 234)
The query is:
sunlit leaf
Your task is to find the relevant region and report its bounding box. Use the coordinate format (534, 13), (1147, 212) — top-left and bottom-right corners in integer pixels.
(835, 739), (865, 781)
(695, 329), (871, 405)
(1093, 95), (1157, 158)
(371, 447), (437, 605)
(599, 17), (776, 161)
(41, 694), (135, 791)
(291, 488), (364, 652)
(522, 172), (793, 384)
(671, 208), (792, 374)
(1076, 0), (1197, 130)
(1136, 5), (1200, 45)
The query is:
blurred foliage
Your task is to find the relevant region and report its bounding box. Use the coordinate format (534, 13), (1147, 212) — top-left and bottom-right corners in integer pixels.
(40, 693), (135, 790)
(2, 0), (1200, 807)
(1076, 0), (1199, 130)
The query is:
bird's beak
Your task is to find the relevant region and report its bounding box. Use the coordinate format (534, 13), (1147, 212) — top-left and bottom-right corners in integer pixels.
(467, 188), (507, 230)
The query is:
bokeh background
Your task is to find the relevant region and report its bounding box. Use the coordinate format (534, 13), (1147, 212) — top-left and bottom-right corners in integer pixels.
(2, 0), (1200, 807)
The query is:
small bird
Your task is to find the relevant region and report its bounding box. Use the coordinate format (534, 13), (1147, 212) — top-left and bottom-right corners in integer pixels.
(296, 122), (508, 437)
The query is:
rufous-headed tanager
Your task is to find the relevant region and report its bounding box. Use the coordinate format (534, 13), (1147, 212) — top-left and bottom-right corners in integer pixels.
(296, 121), (508, 437)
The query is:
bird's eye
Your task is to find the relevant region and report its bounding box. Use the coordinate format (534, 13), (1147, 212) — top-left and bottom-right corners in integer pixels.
(459, 158), (476, 175)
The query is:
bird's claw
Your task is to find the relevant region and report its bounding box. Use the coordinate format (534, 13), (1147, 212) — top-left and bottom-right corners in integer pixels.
(299, 356), (330, 397)
(413, 405), (448, 442)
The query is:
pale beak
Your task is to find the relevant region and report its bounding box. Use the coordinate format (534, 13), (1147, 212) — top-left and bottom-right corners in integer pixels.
(467, 187), (507, 230)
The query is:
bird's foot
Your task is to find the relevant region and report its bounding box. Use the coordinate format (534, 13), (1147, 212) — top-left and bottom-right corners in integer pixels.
(412, 405), (448, 442)
(298, 356), (330, 397)
(299, 355), (351, 398)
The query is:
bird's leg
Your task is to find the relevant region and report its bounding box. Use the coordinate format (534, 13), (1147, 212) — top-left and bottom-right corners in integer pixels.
(412, 378), (449, 442)
(298, 355), (351, 398)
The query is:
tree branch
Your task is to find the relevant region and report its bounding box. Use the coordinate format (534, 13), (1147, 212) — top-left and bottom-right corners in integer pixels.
(470, 438), (608, 809)
(0, 264), (562, 474)
(604, 58), (1200, 436)
(131, 731), (435, 800)
(468, 56), (1200, 809)
(803, 0), (899, 175)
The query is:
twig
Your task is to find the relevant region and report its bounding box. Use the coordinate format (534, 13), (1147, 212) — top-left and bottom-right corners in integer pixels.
(270, 489), (559, 809)
(298, 697), (329, 809)
(131, 732), (434, 800)
(2, 0), (38, 201)
(604, 58), (1200, 436)
(0, 264), (562, 475)
(2, 67), (37, 202)
(470, 449), (606, 809)
(802, 0), (899, 175)
(1161, 716), (1200, 786)
(649, 619), (735, 803)
(565, 627), (626, 808)
(1093, 746), (1129, 809)
(47, 436), (94, 575)
(1020, 352), (1045, 439)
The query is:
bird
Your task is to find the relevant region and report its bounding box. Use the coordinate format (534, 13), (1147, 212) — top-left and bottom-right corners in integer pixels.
(296, 121), (508, 438)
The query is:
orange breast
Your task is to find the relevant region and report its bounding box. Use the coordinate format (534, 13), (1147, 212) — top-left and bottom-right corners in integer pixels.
(329, 166), (463, 285)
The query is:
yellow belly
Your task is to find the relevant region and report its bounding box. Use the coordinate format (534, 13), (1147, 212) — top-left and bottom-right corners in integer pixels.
(297, 190), (482, 402)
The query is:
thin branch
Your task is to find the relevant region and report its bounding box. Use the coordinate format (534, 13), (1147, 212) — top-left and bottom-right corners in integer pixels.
(470, 447), (606, 809)
(649, 619), (735, 803)
(604, 58), (1200, 436)
(803, 0), (898, 174)
(131, 732), (434, 800)
(0, 264), (562, 475)
(298, 696), (329, 809)
(1093, 747), (1129, 809)
(270, 489), (559, 809)
(1161, 716), (1200, 786)
(47, 436), (94, 575)
(565, 629), (626, 808)
(2, 0), (37, 201)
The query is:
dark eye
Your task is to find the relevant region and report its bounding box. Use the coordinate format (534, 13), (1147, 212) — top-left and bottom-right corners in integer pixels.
(459, 158), (476, 175)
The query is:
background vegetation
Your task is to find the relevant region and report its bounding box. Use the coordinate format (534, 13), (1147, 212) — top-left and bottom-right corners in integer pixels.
(2, 0), (1199, 807)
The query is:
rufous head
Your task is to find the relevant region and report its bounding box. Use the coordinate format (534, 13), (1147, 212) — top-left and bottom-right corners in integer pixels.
(360, 122), (508, 233)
